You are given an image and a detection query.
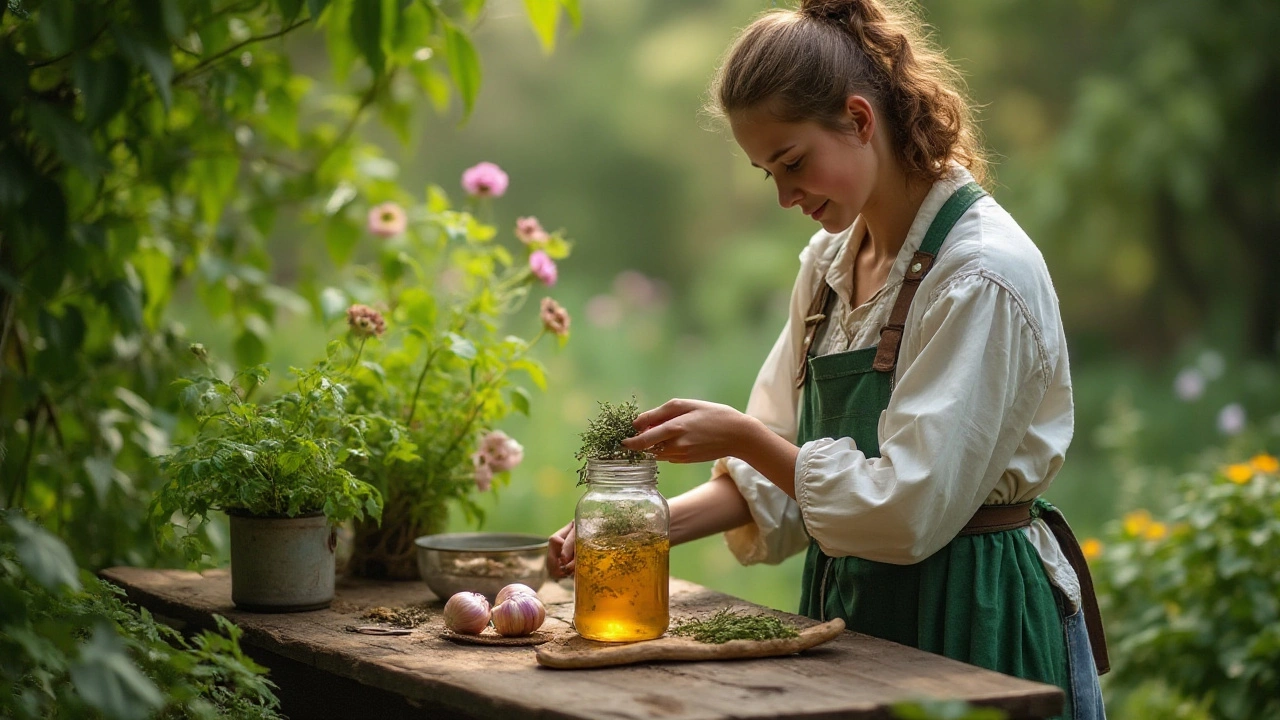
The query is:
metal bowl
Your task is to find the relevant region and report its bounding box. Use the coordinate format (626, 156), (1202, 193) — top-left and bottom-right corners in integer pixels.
(414, 532), (548, 603)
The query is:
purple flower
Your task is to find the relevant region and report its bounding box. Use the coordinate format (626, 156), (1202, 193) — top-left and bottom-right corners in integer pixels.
(461, 162), (509, 198)
(1173, 368), (1205, 402)
(1218, 403), (1246, 436)
(529, 250), (557, 286)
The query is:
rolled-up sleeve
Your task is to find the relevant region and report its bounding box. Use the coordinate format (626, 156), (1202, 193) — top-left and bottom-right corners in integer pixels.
(795, 271), (1051, 564)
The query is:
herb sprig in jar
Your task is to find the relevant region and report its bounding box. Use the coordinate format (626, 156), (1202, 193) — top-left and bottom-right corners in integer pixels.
(574, 397), (654, 485)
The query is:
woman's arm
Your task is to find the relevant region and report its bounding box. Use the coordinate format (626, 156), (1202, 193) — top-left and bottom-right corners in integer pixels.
(546, 473), (754, 578)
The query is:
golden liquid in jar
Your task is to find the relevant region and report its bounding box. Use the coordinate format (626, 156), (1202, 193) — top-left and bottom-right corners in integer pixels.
(574, 532), (669, 642)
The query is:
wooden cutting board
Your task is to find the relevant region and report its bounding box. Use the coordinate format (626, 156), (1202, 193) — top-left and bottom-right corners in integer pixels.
(535, 617), (845, 669)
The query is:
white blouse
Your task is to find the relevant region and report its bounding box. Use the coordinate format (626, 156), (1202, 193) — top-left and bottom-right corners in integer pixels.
(715, 165), (1082, 609)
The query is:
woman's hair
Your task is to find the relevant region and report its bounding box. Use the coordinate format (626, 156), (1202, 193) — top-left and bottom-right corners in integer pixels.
(708, 0), (987, 185)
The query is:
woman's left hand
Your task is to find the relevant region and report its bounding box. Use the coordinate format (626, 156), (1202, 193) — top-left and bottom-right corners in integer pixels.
(620, 399), (759, 464)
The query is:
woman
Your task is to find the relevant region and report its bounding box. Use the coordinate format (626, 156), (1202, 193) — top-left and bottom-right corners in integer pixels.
(549, 1), (1106, 717)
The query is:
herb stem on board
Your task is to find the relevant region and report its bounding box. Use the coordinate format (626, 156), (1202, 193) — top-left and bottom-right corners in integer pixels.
(670, 608), (800, 644)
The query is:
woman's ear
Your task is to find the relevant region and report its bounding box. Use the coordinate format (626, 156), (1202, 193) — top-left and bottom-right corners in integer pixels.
(845, 95), (876, 144)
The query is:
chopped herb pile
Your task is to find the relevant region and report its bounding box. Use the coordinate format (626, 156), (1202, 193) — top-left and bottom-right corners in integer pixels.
(574, 397), (651, 484)
(361, 603), (434, 629)
(670, 608), (800, 644)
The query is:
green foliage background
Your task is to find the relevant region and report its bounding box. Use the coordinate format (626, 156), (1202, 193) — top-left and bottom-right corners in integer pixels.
(2, 0), (1278, 715)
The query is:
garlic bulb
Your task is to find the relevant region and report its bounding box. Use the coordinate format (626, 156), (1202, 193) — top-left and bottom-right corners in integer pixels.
(443, 592), (491, 634)
(491, 593), (546, 637)
(494, 583), (538, 607)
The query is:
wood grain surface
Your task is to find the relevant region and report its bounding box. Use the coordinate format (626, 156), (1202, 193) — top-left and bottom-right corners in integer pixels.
(100, 566), (1064, 720)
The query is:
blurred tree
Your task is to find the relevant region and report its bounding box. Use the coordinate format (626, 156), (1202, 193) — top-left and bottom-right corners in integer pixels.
(928, 0), (1279, 359)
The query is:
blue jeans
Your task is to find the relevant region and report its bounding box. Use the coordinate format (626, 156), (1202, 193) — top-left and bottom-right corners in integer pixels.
(1063, 606), (1107, 719)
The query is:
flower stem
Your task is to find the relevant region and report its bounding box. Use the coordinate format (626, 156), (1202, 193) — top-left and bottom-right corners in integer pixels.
(345, 337), (368, 375)
(405, 346), (441, 427)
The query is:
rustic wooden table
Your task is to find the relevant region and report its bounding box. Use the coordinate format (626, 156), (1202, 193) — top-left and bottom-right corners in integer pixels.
(100, 567), (1063, 720)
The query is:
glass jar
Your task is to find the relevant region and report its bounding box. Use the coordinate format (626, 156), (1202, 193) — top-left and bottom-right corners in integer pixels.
(573, 457), (669, 642)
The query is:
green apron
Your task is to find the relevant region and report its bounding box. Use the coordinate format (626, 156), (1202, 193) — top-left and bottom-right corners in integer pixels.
(795, 183), (1072, 718)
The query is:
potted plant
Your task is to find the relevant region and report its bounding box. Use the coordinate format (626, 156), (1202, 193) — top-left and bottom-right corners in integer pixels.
(330, 165), (574, 580)
(150, 345), (412, 611)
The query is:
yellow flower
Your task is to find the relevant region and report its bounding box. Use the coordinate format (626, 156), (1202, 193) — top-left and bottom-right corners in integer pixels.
(1251, 453), (1279, 474)
(1144, 522), (1167, 541)
(1224, 463), (1254, 484)
(1081, 538), (1103, 561)
(1123, 510), (1152, 537)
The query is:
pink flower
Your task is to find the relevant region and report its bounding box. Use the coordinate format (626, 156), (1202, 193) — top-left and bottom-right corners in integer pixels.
(585, 294), (622, 329)
(1218, 403), (1246, 436)
(346, 304), (386, 338)
(367, 202), (407, 238)
(1173, 368), (1205, 402)
(529, 250), (557, 286)
(479, 430), (524, 473)
(461, 162), (509, 198)
(515, 216), (549, 245)
(472, 452), (493, 491)
(614, 270), (664, 308)
(540, 297), (570, 337)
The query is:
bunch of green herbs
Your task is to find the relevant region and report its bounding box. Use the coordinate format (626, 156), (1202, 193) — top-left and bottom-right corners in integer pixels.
(671, 608), (800, 644)
(574, 397), (651, 484)
(150, 347), (411, 560)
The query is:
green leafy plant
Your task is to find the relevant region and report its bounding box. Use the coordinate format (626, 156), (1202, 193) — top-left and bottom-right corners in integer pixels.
(334, 184), (574, 578)
(150, 346), (408, 560)
(1092, 452), (1280, 720)
(1, 511), (282, 719)
(0, 0), (579, 572)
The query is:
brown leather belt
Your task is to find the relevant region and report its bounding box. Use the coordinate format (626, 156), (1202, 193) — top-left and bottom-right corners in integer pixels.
(959, 501), (1111, 675)
(958, 500), (1036, 535)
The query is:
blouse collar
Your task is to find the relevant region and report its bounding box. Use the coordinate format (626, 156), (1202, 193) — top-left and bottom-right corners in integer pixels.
(822, 164), (977, 309)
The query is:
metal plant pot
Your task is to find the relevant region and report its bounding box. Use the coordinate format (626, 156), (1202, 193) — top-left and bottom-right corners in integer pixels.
(228, 511), (336, 612)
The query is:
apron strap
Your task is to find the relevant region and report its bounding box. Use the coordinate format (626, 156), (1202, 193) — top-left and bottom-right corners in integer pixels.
(1040, 506), (1112, 675)
(872, 182), (987, 373)
(795, 280), (834, 388)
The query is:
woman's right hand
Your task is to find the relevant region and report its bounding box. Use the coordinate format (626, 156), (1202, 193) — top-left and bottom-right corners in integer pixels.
(546, 520), (576, 578)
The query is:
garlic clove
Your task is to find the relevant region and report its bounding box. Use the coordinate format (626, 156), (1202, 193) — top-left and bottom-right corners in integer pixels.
(443, 592), (491, 634)
(491, 593), (546, 637)
(494, 582), (539, 607)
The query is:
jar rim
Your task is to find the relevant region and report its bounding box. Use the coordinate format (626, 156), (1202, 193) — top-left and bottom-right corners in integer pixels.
(584, 455), (658, 484)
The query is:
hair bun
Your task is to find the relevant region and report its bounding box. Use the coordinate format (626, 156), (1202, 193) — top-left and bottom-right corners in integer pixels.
(799, 0), (858, 23)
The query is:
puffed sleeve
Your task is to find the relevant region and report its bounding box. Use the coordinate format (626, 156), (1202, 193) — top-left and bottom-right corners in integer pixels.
(794, 271), (1052, 564)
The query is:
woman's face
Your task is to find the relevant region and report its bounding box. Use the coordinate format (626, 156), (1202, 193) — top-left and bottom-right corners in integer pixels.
(729, 98), (878, 234)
